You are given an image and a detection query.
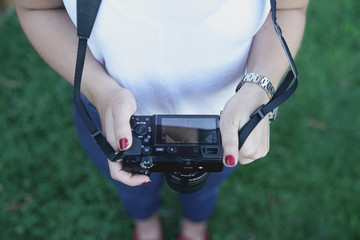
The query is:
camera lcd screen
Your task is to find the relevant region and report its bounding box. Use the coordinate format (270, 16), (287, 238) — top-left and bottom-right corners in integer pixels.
(157, 116), (218, 144)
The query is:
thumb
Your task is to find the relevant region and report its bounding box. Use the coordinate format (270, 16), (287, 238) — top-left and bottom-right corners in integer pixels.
(220, 120), (239, 167)
(106, 89), (137, 152)
(113, 103), (135, 151)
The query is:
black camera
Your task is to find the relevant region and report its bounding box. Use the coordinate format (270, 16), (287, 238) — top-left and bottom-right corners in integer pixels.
(122, 115), (223, 193)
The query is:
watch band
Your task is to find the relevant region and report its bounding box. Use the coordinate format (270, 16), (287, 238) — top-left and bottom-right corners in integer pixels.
(235, 73), (275, 99)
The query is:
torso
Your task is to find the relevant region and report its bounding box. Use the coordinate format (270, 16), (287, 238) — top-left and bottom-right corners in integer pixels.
(64, 0), (270, 114)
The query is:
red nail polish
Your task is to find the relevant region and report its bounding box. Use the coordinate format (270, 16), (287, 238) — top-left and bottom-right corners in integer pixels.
(225, 155), (236, 166)
(119, 137), (129, 150)
(142, 180), (151, 185)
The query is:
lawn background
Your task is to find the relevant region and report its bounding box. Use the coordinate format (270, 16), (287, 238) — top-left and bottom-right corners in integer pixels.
(1, 1), (360, 239)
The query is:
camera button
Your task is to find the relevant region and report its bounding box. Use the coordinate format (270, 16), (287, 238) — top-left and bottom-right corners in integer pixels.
(143, 136), (151, 143)
(143, 146), (152, 155)
(193, 147), (200, 153)
(155, 147), (165, 152)
(167, 147), (177, 153)
(135, 124), (147, 135)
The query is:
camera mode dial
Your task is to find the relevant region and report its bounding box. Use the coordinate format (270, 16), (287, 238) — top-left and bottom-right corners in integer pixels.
(140, 156), (154, 169)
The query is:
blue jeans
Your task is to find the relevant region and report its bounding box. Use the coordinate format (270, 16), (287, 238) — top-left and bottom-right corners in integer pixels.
(73, 96), (235, 222)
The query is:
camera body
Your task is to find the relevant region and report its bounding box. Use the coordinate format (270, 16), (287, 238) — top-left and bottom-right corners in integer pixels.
(122, 115), (223, 176)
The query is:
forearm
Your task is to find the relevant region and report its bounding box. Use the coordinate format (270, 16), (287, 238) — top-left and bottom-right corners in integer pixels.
(246, 1), (308, 88)
(15, 1), (120, 107)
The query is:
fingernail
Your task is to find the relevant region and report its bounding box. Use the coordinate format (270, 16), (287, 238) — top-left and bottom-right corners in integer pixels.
(119, 137), (129, 150)
(225, 155), (236, 166)
(142, 180), (151, 185)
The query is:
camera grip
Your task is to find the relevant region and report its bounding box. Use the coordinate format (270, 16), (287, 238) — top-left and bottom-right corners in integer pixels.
(123, 137), (142, 156)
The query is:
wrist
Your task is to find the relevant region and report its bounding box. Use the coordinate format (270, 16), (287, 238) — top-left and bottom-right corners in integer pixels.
(238, 82), (270, 104)
(239, 79), (280, 122)
(87, 76), (137, 118)
(81, 73), (123, 108)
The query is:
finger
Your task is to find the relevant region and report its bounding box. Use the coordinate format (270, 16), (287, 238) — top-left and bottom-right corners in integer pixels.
(238, 158), (255, 165)
(220, 120), (239, 167)
(108, 160), (151, 186)
(113, 110), (133, 151)
(112, 96), (137, 151)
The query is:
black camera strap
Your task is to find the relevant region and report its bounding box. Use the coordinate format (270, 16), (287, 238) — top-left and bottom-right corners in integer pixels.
(73, 0), (298, 161)
(73, 0), (121, 162)
(237, 0), (299, 149)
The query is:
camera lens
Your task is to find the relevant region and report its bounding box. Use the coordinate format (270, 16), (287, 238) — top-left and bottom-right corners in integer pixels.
(165, 171), (209, 194)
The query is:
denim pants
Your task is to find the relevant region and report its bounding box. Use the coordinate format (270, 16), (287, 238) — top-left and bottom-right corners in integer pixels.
(73, 96), (235, 222)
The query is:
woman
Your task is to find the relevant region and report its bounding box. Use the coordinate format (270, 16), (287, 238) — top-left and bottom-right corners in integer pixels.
(15, 0), (308, 239)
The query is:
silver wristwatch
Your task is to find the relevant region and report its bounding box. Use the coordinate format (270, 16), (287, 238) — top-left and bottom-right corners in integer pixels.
(236, 73), (275, 98)
(236, 73), (278, 121)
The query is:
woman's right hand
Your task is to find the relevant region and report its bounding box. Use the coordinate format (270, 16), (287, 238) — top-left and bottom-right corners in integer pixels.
(15, 0), (150, 186)
(94, 87), (151, 186)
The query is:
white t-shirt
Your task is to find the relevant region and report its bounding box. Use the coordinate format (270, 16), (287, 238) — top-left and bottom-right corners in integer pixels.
(63, 0), (270, 114)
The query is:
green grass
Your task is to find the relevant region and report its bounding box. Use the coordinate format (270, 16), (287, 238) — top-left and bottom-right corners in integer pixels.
(1, 1), (360, 239)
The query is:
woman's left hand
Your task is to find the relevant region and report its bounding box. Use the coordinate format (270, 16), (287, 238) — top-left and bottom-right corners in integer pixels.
(220, 83), (271, 166)
(219, 0), (309, 167)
